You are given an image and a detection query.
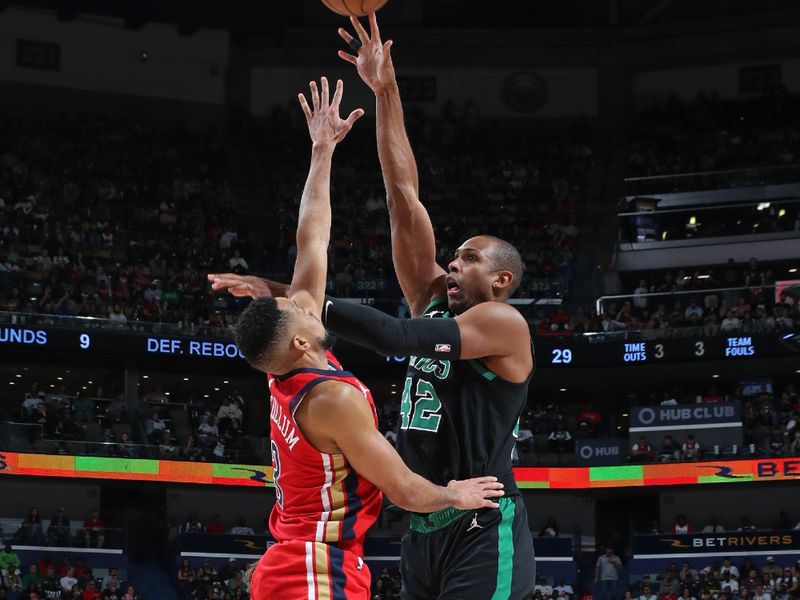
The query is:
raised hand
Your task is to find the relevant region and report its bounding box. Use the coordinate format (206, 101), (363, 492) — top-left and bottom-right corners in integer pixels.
(207, 273), (272, 299)
(298, 77), (364, 147)
(337, 12), (396, 95)
(446, 476), (505, 510)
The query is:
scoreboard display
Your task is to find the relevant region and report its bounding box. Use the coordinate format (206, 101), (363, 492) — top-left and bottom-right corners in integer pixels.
(1, 323), (797, 367)
(539, 333), (797, 368)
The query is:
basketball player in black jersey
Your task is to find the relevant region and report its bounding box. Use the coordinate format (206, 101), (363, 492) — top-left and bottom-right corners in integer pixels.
(211, 13), (536, 599)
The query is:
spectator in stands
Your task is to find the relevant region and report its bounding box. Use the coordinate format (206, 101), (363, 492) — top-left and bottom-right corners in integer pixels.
(740, 558), (757, 580)
(74, 394), (95, 425)
(790, 431), (800, 456)
(720, 557), (739, 580)
(738, 517), (758, 531)
(752, 583), (771, 600)
(721, 572), (739, 594)
(216, 397), (242, 431)
(539, 518), (559, 538)
(647, 521), (664, 534)
(673, 515), (693, 534)
(768, 427), (786, 457)
(660, 584), (677, 600)
(555, 578), (574, 598)
(177, 559), (196, 599)
(180, 434), (204, 462)
(658, 436), (681, 462)
(684, 299), (704, 323)
(631, 436), (656, 463)
(230, 518), (254, 536)
(32, 404), (58, 439)
(772, 510), (794, 530)
(681, 435), (701, 460)
(762, 557), (782, 580)
(144, 412), (166, 444)
(80, 509), (105, 548)
(595, 546), (623, 600)
(228, 250), (249, 273)
(47, 508), (71, 546)
(122, 585), (139, 600)
(17, 508), (45, 545)
(578, 404), (602, 434)
(103, 583), (123, 600)
(721, 310), (741, 332)
(22, 383), (45, 418)
(702, 517), (726, 533)
(742, 569), (761, 593)
(21, 565), (43, 590)
(83, 579), (101, 600)
(547, 423), (574, 453)
(0, 544), (21, 576)
(105, 394), (127, 424)
(205, 514), (225, 534)
(101, 568), (122, 591)
(195, 559), (217, 597)
(41, 565), (61, 599)
(115, 433), (136, 459)
(184, 513), (204, 534)
(196, 413), (219, 449)
(633, 279), (650, 311)
(639, 585), (658, 600)
(59, 567), (78, 594)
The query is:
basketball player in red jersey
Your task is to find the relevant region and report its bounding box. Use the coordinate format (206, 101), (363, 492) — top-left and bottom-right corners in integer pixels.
(235, 78), (505, 600)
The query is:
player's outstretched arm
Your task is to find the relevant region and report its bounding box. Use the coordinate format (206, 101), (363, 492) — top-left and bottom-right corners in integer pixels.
(308, 381), (504, 513)
(324, 297), (533, 381)
(338, 13), (446, 317)
(289, 77), (364, 317)
(207, 273), (286, 299)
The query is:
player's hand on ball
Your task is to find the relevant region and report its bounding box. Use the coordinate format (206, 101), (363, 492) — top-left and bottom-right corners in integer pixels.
(298, 77), (364, 147)
(447, 476), (504, 510)
(207, 274), (272, 299)
(338, 12), (396, 95)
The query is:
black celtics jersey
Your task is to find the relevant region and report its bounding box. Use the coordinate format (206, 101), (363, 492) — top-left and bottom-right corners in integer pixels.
(396, 299), (533, 496)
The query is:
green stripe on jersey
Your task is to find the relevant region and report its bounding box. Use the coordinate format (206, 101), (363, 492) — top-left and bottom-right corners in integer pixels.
(468, 359), (498, 381)
(491, 497), (516, 600)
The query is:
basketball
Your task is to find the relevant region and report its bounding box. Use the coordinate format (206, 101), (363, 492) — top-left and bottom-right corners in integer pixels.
(321, 0), (389, 17)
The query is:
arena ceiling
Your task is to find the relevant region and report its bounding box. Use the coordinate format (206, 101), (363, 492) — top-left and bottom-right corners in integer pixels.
(3, 0), (800, 35)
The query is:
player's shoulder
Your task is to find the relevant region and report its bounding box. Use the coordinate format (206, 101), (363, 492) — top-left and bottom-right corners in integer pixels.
(464, 300), (530, 330)
(304, 379), (368, 416)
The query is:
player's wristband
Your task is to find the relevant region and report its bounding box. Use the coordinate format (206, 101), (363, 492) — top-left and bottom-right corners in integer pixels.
(323, 296), (461, 360)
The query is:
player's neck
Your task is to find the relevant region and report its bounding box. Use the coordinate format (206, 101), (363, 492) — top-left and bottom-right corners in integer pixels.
(295, 348), (330, 371)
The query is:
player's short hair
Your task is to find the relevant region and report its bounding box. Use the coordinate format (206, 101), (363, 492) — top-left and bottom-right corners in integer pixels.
(485, 236), (525, 297)
(235, 297), (289, 371)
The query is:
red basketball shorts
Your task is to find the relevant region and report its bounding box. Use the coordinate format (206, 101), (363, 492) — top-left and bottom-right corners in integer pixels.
(250, 540), (371, 599)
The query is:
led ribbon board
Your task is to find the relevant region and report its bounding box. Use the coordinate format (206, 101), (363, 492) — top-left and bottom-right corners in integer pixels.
(1, 453), (798, 488)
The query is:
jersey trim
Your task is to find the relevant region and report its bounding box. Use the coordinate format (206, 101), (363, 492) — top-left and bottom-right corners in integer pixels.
(275, 367), (354, 382)
(468, 359), (498, 381)
(289, 377), (336, 415)
(491, 497), (517, 600)
(423, 297), (448, 314)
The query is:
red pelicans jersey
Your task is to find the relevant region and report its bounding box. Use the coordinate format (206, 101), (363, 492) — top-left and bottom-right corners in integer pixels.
(267, 351), (382, 557)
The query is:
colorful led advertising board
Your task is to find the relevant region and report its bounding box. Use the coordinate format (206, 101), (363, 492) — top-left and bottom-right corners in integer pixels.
(1, 452), (798, 489)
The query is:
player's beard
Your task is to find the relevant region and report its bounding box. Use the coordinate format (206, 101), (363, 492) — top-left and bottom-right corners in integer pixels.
(317, 332), (334, 350)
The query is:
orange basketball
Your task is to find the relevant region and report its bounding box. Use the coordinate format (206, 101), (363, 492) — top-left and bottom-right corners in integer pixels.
(321, 0), (389, 17)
